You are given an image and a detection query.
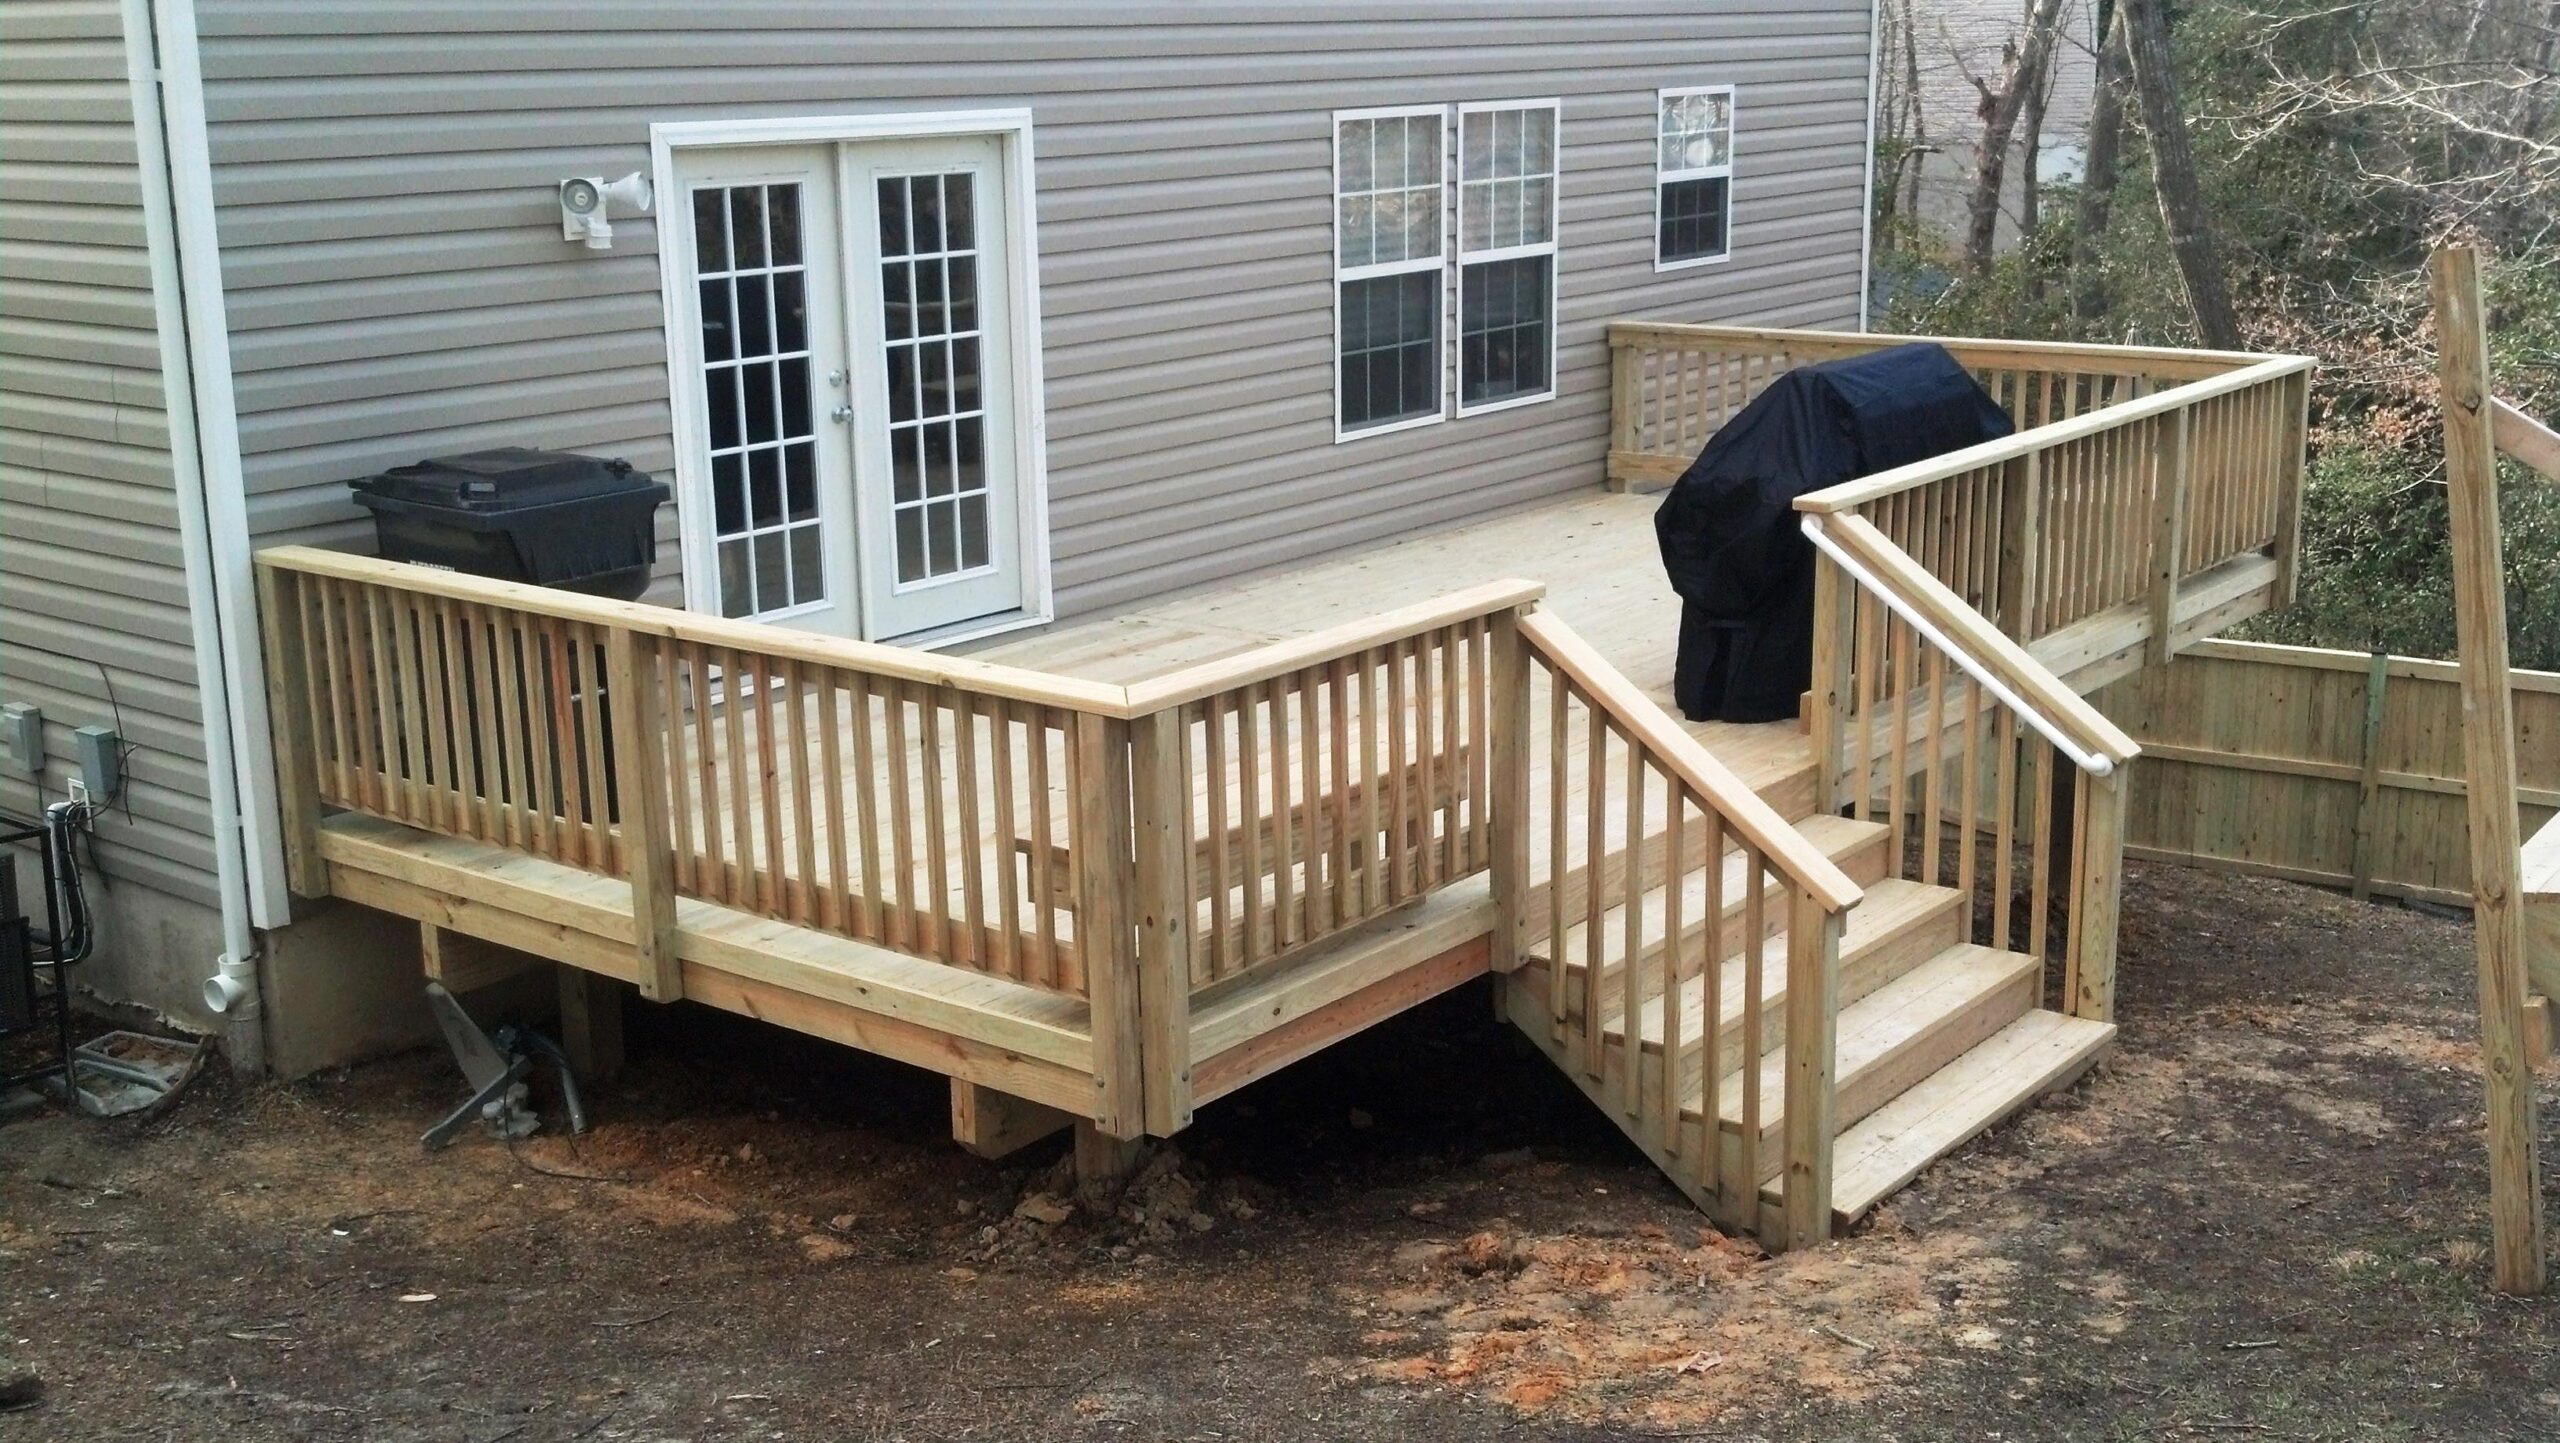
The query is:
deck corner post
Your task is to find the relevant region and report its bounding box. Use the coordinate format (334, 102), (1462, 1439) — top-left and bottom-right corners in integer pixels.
(1808, 554), (1852, 813)
(1606, 338), (1639, 491)
(1128, 706), (1195, 1136)
(1488, 605), (1535, 971)
(1779, 887), (1841, 1250)
(254, 561), (329, 899)
(2146, 404), (2191, 667)
(2271, 363), (2313, 604)
(1072, 711), (1147, 1140)
(2067, 764), (2128, 1025)
(602, 627), (681, 1003)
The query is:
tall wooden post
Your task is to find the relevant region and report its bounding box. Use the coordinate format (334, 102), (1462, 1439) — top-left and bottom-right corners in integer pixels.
(1128, 708), (1195, 1136)
(1488, 605), (1535, 971)
(2431, 244), (2546, 1296)
(604, 628), (680, 1003)
(1780, 888), (1842, 1250)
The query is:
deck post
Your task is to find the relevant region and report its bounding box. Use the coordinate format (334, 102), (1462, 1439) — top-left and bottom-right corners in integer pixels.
(1605, 335), (1639, 491)
(2146, 405), (2190, 667)
(1488, 605), (1534, 970)
(1808, 554), (1852, 813)
(603, 628), (681, 1003)
(1128, 707), (1195, 1135)
(1073, 712), (1147, 1140)
(2066, 766), (2127, 1024)
(1995, 449), (2042, 640)
(2431, 244), (2546, 1296)
(2271, 365), (2313, 604)
(558, 966), (627, 1084)
(1779, 887), (1841, 1250)
(254, 563), (329, 898)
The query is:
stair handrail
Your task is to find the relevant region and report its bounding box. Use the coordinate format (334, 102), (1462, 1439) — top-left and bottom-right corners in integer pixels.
(1801, 513), (2139, 778)
(1517, 608), (1864, 914)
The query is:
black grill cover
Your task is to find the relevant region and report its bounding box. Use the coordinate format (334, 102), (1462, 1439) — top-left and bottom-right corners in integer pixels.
(1653, 342), (2013, 723)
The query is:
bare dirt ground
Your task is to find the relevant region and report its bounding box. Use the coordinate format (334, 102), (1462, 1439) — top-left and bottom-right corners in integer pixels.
(5, 860), (2558, 1441)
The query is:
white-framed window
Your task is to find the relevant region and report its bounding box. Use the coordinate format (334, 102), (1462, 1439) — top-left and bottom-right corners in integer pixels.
(1455, 99), (1559, 414)
(1655, 85), (1735, 269)
(1333, 105), (1447, 440)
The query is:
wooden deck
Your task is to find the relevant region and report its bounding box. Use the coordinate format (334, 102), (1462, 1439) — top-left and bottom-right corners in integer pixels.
(252, 321), (2314, 1243)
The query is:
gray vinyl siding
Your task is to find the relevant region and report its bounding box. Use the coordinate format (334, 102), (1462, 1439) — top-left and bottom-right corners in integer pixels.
(193, 2), (1874, 619)
(0, 0), (221, 905)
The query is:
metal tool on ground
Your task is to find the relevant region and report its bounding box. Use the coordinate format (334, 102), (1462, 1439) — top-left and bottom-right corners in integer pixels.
(422, 982), (588, 1150)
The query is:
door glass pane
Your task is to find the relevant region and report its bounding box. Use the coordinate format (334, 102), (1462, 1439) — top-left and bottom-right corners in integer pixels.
(692, 180), (824, 618)
(877, 170), (991, 586)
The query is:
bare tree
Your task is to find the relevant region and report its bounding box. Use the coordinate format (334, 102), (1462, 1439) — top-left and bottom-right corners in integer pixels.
(2121, 0), (2244, 348)
(1962, 0), (2073, 272)
(2070, 0), (2131, 329)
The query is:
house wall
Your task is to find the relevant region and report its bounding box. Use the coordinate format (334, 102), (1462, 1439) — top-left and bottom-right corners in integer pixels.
(0, 0), (228, 1026)
(190, 1), (1877, 622)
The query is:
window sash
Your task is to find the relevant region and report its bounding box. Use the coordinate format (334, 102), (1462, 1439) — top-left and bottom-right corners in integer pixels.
(1336, 104), (1449, 437)
(1455, 100), (1558, 415)
(1655, 85), (1735, 267)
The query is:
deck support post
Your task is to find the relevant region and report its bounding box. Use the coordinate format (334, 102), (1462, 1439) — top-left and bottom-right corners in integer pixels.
(2065, 766), (2126, 1024)
(1488, 606), (1534, 970)
(1995, 449), (2042, 640)
(2271, 366), (2312, 604)
(1605, 340), (1639, 491)
(557, 966), (626, 1084)
(2146, 405), (2190, 667)
(1779, 888), (1841, 1250)
(2431, 244), (2546, 1296)
(1073, 714), (1147, 1140)
(603, 629), (681, 1003)
(1072, 1119), (1147, 1201)
(254, 563), (329, 898)
(1128, 708), (1195, 1136)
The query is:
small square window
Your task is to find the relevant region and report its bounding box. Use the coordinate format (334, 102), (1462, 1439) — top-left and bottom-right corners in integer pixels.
(1656, 87), (1735, 267)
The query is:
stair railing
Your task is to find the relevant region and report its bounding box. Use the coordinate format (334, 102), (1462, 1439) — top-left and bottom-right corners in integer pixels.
(1508, 608), (1864, 1248)
(1801, 512), (2140, 1026)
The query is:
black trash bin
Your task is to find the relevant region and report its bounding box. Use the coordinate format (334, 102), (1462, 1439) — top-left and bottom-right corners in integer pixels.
(350, 447), (669, 601)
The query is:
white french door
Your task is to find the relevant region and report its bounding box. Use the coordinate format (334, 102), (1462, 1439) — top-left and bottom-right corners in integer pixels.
(668, 127), (1035, 641)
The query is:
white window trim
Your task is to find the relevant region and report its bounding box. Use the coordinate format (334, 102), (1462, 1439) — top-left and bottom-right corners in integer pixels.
(1332, 103), (1450, 444)
(1653, 84), (1736, 274)
(648, 109), (1054, 649)
(1454, 97), (1562, 418)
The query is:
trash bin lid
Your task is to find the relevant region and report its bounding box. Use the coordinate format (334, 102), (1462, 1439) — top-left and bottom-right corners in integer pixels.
(352, 447), (652, 514)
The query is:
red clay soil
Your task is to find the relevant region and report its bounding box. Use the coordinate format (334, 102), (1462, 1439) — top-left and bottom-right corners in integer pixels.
(3, 859), (2556, 1441)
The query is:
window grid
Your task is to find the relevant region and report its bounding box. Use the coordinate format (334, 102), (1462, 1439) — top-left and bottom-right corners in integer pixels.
(1334, 106), (1447, 438)
(1655, 85), (1735, 269)
(1457, 100), (1559, 413)
(692, 181), (824, 621)
(877, 171), (993, 588)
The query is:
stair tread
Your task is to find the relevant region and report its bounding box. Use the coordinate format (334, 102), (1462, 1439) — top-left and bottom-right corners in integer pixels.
(1551, 812), (1888, 976)
(1786, 1009), (2117, 1222)
(1602, 877), (1964, 1049)
(1704, 942), (2041, 1128)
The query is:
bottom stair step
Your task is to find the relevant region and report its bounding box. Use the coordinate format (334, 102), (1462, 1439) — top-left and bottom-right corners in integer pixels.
(1772, 1008), (2117, 1227)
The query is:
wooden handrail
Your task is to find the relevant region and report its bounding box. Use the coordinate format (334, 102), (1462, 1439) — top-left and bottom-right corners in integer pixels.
(1517, 608), (1864, 913)
(2495, 398), (2560, 484)
(1122, 579), (1543, 714)
(1820, 513), (2141, 766)
(255, 545), (1132, 716)
(1793, 354), (2312, 515)
(1606, 320), (2275, 381)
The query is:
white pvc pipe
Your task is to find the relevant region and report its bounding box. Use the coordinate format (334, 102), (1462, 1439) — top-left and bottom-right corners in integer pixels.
(1800, 514), (2115, 779)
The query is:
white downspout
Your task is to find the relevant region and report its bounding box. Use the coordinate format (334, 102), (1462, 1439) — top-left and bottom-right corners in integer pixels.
(123, 0), (264, 1069)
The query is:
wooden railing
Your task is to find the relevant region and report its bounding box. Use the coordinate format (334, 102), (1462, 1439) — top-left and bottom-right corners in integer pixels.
(254, 546), (1543, 1139)
(1608, 323), (2314, 666)
(1805, 513), (2139, 1024)
(1509, 608), (1863, 1248)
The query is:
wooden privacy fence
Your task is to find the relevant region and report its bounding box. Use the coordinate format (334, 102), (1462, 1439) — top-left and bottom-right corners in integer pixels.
(1610, 323), (2313, 668)
(255, 545), (1539, 1136)
(2096, 638), (2560, 907)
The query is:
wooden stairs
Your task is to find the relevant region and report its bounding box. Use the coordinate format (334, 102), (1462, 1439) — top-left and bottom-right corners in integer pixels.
(1504, 767), (2116, 1232)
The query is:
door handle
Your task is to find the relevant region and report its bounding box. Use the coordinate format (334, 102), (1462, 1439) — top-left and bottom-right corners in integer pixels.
(830, 404), (854, 423)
